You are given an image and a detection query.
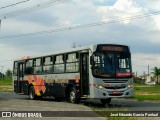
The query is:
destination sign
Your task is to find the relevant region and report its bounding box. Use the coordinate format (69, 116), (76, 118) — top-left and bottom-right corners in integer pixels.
(97, 45), (129, 52)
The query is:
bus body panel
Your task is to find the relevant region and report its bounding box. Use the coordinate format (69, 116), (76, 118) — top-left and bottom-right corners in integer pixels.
(14, 73), (81, 97)
(13, 44), (134, 100)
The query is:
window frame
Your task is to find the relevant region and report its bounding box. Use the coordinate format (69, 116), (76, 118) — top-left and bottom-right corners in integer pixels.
(65, 52), (79, 73)
(25, 59), (34, 75)
(33, 57), (42, 75)
(42, 56), (53, 74)
(13, 61), (18, 76)
(53, 54), (65, 73)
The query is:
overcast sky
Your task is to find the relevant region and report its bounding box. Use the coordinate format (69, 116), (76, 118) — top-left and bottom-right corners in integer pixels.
(0, 0), (160, 75)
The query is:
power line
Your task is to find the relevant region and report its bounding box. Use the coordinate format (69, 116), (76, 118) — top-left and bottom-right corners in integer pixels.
(0, 11), (160, 39)
(0, 0), (30, 10)
(0, 0), (68, 19)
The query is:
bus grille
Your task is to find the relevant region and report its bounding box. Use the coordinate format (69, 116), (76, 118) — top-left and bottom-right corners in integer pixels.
(103, 80), (128, 83)
(105, 86), (126, 89)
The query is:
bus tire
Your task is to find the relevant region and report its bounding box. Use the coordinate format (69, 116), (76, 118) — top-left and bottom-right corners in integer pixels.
(29, 86), (37, 100)
(100, 98), (111, 105)
(69, 87), (80, 104)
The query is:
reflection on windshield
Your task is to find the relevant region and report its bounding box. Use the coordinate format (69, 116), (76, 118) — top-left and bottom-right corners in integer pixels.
(92, 52), (132, 78)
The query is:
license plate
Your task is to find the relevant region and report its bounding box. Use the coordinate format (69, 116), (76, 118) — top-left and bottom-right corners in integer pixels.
(112, 91), (121, 94)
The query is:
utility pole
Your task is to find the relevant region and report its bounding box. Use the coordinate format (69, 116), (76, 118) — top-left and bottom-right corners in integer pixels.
(147, 58), (151, 76)
(148, 64), (149, 76)
(136, 71), (137, 77)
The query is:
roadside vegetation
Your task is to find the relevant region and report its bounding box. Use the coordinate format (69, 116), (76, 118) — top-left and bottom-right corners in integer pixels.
(0, 69), (13, 92)
(151, 67), (160, 84)
(134, 82), (160, 101)
(0, 78), (12, 85)
(0, 78), (12, 92)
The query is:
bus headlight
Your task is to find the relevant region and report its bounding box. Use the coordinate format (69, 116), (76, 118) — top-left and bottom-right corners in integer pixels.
(93, 84), (103, 90)
(127, 84), (133, 88)
(99, 85), (103, 90)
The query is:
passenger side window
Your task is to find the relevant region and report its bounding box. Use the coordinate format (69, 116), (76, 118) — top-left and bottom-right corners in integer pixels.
(66, 53), (79, 72)
(43, 56), (53, 74)
(25, 59), (33, 74)
(33, 58), (42, 74)
(53, 55), (64, 73)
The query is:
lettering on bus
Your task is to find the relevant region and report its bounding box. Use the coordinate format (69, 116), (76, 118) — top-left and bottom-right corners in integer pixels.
(44, 75), (79, 84)
(44, 76), (68, 84)
(102, 46), (123, 51)
(116, 72), (132, 77)
(97, 45), (128, 52)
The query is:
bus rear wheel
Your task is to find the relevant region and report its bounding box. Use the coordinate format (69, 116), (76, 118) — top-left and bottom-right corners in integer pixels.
(69, 87), (80, 104)
(29, 86), (37, 100)
(100, 98), (111, 105)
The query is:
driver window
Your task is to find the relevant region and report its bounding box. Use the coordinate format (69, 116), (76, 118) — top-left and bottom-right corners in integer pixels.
(94, 56), (101, 66)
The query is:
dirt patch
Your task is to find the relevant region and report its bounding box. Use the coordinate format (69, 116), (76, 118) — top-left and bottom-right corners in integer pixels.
(0, 85), (13, 92)
(0, 86), (12, 88)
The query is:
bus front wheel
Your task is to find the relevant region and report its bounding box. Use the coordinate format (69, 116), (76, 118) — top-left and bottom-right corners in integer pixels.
(69, 87), (80, 104)
(100, 98), (111, 105)
(29, 86), (37, 100)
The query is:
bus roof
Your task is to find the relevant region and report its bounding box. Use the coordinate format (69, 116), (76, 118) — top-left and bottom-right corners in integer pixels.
(14, 44), (129, 61)
(14, 44), (94, 61)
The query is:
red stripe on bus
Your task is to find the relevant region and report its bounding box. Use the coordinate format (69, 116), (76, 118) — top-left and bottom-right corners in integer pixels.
(34, 75), (37, 81)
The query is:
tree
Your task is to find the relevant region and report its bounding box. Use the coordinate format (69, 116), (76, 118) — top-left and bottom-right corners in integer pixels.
(151, 67), (160, 84)
(5, 69), (12, 78)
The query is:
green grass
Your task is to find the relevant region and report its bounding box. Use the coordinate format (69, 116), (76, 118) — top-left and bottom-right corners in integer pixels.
(0, 78), (12, 85)
(133, 83), (145, 86)
(0, 86), (13, 92)
(134, 83), (160, 101)
(0, 78), (12, 92)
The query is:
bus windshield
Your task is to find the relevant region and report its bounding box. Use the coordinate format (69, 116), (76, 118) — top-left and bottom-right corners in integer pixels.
(91, 52), (132, 78)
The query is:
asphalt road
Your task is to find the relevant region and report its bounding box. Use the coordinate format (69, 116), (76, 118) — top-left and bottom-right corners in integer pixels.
(0, 92), (160, 120)
(0, 92), (104, 120)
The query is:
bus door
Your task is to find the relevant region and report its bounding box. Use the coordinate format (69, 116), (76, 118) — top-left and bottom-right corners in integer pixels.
(80, 52), (89, 96)
(17, 62), (24, 93)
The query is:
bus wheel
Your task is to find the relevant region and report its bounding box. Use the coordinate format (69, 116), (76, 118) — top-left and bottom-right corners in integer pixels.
(69, 87), (80, 104)
(29, 86), (37, 100)
(100, 98), (111, 105)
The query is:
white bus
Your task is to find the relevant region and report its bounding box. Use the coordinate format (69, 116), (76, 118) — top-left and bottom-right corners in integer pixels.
(13, 44), (133, 105)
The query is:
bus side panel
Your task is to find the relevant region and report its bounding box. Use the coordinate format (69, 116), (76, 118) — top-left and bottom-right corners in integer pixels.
(45, 74), (80, 98)
(22, 80), (29, 95)
(13, 80), (18, 93)
(14, 71), (81, 98)
(43, 83), (66, 98)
